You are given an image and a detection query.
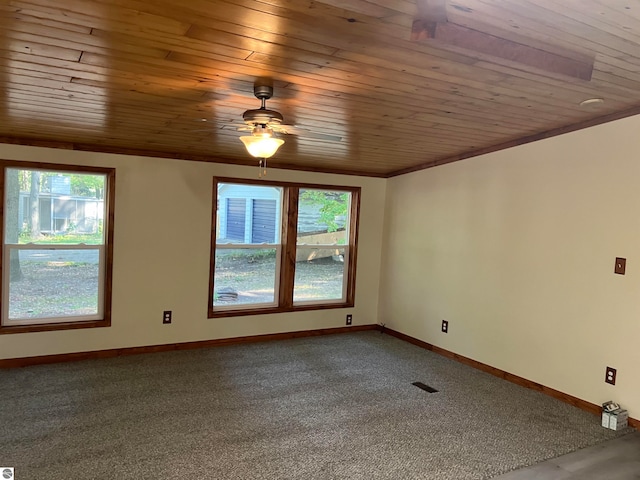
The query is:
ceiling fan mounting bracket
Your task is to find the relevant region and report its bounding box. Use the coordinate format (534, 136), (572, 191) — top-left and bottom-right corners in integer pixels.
(253, 85), (273, 100)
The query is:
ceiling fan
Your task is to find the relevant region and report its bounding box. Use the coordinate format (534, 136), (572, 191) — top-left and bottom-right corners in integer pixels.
(231, 85), (342, 159)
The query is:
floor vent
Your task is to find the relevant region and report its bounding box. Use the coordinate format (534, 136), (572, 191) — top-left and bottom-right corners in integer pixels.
(412, 382), (438, 393)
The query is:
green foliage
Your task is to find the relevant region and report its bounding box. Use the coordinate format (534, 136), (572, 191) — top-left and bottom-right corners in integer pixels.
(20, 232), (103, 245)
(299, 190), (349, 233)
(69, 174), (104, 198)
(17, 170), (104, 199)
(18, 228), (32, 242)
(217, 249), (276, 263)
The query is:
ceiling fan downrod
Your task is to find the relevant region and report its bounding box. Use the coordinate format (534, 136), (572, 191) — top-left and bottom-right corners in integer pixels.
(242, 85), (284, 126)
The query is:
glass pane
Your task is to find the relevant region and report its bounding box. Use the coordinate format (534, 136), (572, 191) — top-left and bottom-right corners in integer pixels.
(297, 189), (350, 246)
(214, 248), (278, 306)
(294, 247), (346, 303)
(216, 183), (282, 245)
(5, 168), (106, 245)
(8, 248), (100, 321)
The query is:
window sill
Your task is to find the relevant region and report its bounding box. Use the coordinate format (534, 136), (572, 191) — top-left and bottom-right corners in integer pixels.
(0, 319), (110, 335)
(209, 301), (354, 318)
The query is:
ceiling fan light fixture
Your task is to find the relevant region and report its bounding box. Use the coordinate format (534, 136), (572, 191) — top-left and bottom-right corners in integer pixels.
(252, 125), (274, 138)
(239, 134), (284, 159)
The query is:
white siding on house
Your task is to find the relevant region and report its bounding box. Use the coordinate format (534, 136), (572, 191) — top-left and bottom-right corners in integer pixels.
(217, 184), (281, 244)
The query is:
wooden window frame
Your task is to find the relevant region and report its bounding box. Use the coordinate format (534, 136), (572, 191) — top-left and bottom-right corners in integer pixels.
(0, 160), (115, 335)
(208, 177), (360, 318)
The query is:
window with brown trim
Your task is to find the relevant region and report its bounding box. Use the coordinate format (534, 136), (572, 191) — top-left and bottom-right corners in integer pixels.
(0, 161), (115, 334)
(209, 178), (360, 317)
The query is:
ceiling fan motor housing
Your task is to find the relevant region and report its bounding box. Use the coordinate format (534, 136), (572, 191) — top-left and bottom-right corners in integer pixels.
(242, 108), (284, 126)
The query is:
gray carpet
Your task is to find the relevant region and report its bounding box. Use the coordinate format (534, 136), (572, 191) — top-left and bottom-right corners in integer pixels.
(0, 331), (629, 479)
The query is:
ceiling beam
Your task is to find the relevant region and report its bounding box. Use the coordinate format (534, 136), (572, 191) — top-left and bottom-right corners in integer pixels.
(412, 0), (593, 81)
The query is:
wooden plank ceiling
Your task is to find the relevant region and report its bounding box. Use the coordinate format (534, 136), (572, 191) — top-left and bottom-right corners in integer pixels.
(1, 0), (640, 177)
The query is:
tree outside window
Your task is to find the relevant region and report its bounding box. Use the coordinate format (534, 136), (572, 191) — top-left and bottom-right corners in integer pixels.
(1, 162), (115, 334)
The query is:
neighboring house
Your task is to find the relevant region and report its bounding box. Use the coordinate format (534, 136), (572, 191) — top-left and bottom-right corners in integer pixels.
(18, 176), (103, 235)
(217, 183), (345, 244)
(217, 184), (282, 243)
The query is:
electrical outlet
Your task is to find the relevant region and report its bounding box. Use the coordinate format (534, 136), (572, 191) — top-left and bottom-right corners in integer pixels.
(163, 310), (172, 324)
(605, 366), (617, 385)
(346, 314), (352, 325)
(441, 320), (448, 333)
(614, 257), (626, 275)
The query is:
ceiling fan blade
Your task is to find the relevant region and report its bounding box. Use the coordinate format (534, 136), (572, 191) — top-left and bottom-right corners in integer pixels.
(274, 125), (342, 142)
(218, 123), (251, 131)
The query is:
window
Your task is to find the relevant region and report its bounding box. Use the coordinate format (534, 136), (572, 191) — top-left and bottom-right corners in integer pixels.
(209, 178), (359, 316)
(0, 162), (115, 334)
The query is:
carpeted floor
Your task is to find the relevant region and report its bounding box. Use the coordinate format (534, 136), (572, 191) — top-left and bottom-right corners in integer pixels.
(0, 332), (629, 479)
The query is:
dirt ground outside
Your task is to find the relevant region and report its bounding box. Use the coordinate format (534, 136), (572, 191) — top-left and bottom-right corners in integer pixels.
(9, 260), (99, 319)
(214, 253), (345, 305)
(8, 252), (345, 319)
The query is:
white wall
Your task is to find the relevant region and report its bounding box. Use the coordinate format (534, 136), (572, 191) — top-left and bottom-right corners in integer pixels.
(379, 114), (640, 420)
(0, 144), (386, 359)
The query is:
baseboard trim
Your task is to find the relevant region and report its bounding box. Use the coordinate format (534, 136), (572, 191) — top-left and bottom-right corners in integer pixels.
(0, 324), (378, 368)
(380, 326), (639, 430)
